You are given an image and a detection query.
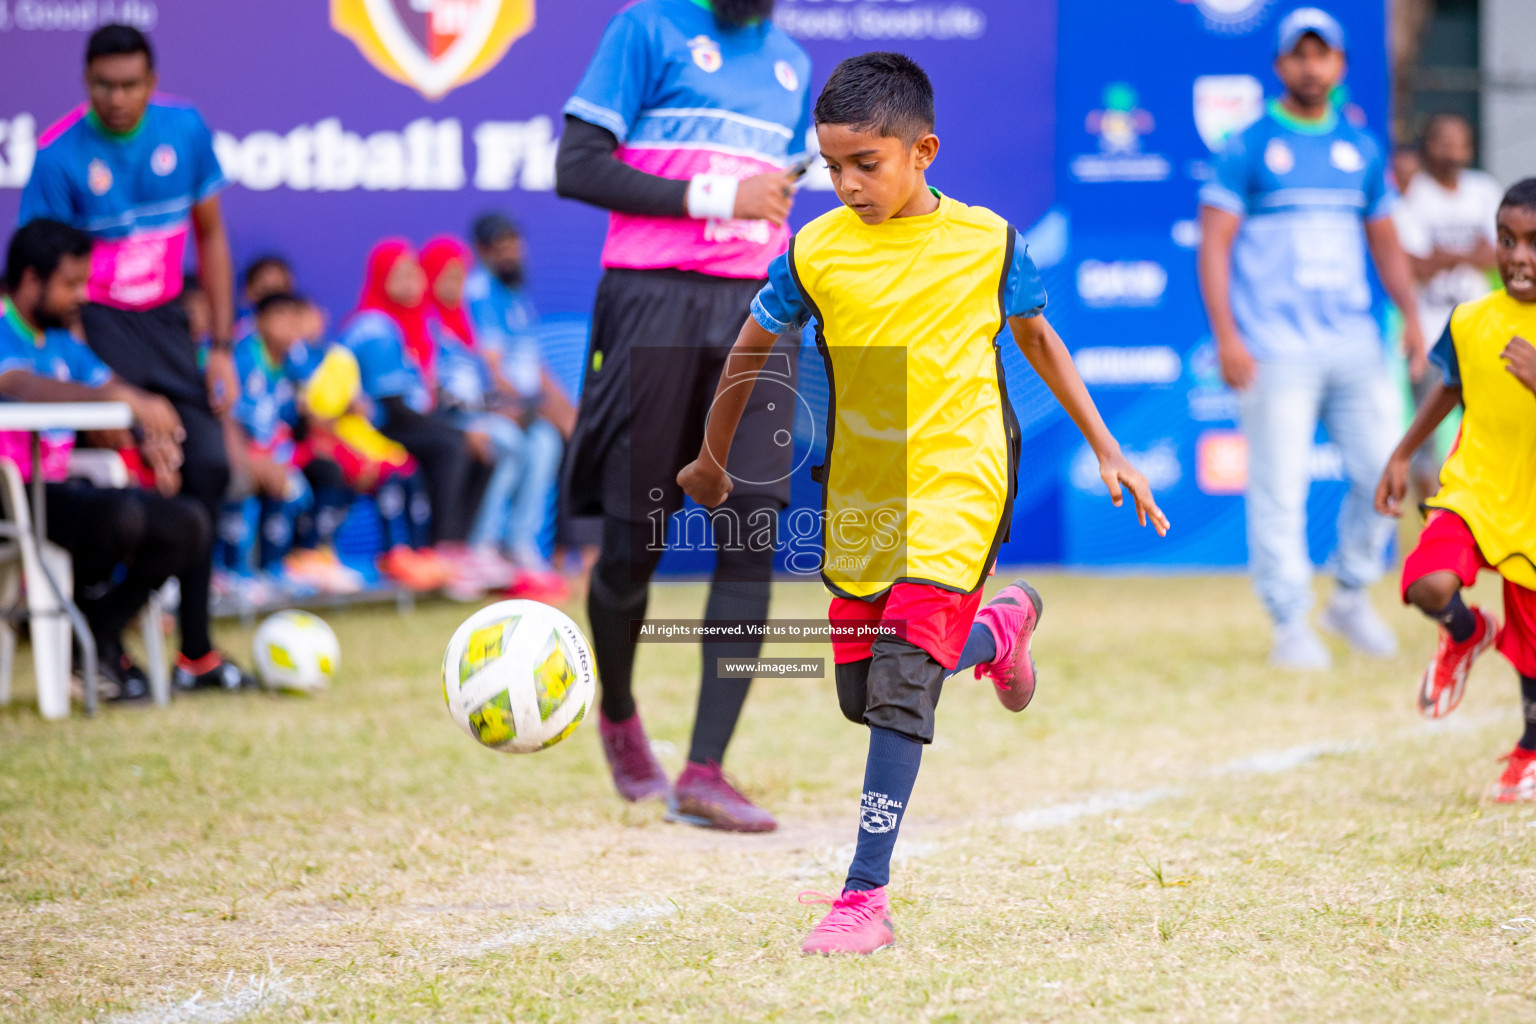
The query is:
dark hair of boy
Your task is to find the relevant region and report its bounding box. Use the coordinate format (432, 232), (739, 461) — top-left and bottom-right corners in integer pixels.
(813, 52), (935, 144)
(1501, 178), (1536, 213)
(253, 292), (307, 318)
(244, 255), (293, 290)
(86, 24), (154, 69)
(4, 219), (94, 293)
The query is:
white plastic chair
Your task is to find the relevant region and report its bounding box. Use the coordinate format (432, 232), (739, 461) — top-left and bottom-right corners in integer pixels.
(0, 458), (75, 718)
(0, 451), (173, 715)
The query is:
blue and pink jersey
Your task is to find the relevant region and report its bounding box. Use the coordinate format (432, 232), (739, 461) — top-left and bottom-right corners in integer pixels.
(564, 0), (812, 280)
(19, 98), (227, 312)
(0, 298), (116, 481)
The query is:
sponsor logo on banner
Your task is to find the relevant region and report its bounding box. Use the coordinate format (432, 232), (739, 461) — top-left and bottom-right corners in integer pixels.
(1074, 346), (1183, 386)
(1187, 340), (1239, 422)
(0, 1), (157, 32)
(1193, 75), (1263, 152)
(689, 35), (723, 73)
(1071, 83), (1170, 184)
(774, 0), (987, 42)
(1076, 260), (1168, 308)
(0, 114), (37, 188)
(1072, 441), (1182, 494)
(331, 0), (535, 100)
(1196, 430), (1248, 494)
(1180, 0), (1274, 34)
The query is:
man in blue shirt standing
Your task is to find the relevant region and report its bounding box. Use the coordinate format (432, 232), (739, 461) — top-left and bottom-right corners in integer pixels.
(18, 24), (250, 690)
(1199, 8), (1428, 669)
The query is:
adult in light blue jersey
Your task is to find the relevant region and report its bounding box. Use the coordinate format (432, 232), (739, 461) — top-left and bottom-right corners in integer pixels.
(1199, 8), (1428, 670)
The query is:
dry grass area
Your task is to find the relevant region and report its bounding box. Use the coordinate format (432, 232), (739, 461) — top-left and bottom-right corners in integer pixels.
(2, 571), (1534, 1023)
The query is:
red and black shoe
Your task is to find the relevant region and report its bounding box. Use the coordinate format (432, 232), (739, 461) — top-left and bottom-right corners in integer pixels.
(1493, 747), (1536, 803)
(1417, 607), (1499, 719)
(173, 651), (257, 693)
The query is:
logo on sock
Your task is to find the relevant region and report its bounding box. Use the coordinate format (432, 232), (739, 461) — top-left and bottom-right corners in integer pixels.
(859, 791), (902, 834)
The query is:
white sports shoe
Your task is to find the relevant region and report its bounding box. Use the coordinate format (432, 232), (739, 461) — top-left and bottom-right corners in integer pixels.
(1270, 620), (1332, 670)
(1318, 587), (1399, 658)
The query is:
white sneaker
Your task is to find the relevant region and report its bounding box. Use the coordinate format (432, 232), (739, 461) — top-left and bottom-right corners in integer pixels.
(1270, 620), (1332, 671)
(1319, 588), (1399, 658)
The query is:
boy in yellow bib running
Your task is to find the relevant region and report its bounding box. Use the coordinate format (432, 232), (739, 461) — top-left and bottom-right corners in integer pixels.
(1378, 178), (1536, 801)
(678, 52), (1169, 954)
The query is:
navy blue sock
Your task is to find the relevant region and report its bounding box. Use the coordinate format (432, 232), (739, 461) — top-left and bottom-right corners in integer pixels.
(951, 623), (996, 674)
(845, 725), (924, 892)
(1520, 677), (1536, 752)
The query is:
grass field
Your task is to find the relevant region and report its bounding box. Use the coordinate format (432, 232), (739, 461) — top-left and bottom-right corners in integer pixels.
(2, 570), (1534, 1023)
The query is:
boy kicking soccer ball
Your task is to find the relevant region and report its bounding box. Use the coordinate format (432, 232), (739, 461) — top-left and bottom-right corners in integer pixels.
(678, 52), (1168, 955)
(1377, 178), (1536, 801)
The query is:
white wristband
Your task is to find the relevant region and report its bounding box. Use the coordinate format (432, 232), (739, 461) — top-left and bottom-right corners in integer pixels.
(686, 174), (739, 220)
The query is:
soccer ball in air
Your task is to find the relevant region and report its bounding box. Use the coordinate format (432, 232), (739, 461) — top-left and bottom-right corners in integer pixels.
(252, 610), (340, 694)
(442, 600), (595, 754)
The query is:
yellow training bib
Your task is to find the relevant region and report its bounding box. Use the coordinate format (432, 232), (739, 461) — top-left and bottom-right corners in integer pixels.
(791, 195), (1022, 598)
(1427, 290), (1536, 589)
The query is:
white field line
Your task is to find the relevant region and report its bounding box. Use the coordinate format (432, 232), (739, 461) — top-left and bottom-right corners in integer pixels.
(103, 968), (296, 1024)
(100, 711), (1513, 1023)
(455, 900), (677, 956)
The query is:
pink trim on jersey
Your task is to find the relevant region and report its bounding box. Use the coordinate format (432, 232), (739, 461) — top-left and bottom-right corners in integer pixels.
(37, 104), (88, 149)
(88, 224), (190, 310)
(0, 433), (75, 483)
(600, 147), (789, 280)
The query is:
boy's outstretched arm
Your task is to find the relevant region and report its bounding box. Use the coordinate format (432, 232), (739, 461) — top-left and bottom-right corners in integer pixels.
(1009, 314), (1170, 536)
(677, 318), (782, 507)
(1375, 382), (1462, 517)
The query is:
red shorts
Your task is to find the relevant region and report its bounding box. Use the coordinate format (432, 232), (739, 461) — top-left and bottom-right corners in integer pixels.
(829, 582), (984, 671)
(1402, 509), (1536, 677)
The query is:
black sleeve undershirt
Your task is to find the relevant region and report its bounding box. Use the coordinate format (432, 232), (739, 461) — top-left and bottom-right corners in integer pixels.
(554, 115), (690, 218)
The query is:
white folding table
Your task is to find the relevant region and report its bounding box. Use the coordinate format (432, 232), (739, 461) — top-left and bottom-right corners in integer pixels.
(0, 402), (133, 716)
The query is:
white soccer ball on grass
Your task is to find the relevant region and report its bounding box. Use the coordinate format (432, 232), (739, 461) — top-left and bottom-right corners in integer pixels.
(252, 610), (341, 694)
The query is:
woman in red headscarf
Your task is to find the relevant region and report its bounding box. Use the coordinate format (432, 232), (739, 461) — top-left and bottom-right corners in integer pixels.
(340, 239), (495, 597)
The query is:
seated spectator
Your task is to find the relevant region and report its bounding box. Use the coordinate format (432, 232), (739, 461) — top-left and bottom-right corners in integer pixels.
(339, 239), (495, 599)
(243, 255), (294, 311)
(300, 345), (446, 592)
(217, 293), (363, 596)
(420, 236), (553, 597)
(468, 213), (589, 581)
(0, 219), (254, 699)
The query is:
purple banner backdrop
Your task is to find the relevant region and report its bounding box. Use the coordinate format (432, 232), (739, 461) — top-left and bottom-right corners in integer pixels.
(0, 0), (1056, 325)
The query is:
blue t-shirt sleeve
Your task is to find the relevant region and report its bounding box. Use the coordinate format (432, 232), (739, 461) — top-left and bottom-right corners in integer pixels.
(61, 335), (112, 388)
(0, 328), (35, 377)
(17, 149), (78, 227)
(1362, 136), (1396, 221)
(342, 316), (415, 400)
(750, 252), (811, 334)
(1200, 134), (1251, 215)
(1005, 238), (1048, 319)
(1430, 316), (1460, 387)
(563, 10), (652, 142)
(186, 110), (229, 202)
(230, 338), (263, 434)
